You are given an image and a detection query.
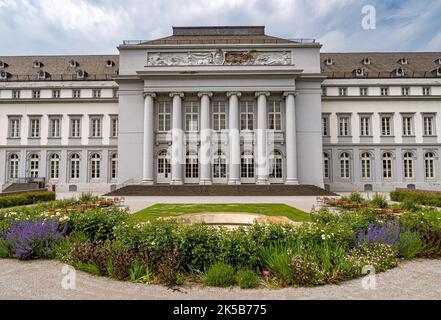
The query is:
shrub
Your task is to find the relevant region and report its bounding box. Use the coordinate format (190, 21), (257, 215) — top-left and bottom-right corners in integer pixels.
(371, 193), (389, 209)
(259, 244), (293, 286)
(53, 232), (88, 264)
(349, 243), (397, 273)
(236, 269), (259, 289)
(71, 242), (110, 276)
(73, 261), (101, 276)
(129, 260), (150, 283)
(396, 230), (424, 259)
(156, 249), (183, 287)
(311, 207), (338, 224)
(3, 219), (66, 260)
(391, 190), (441, 208)
(204, 263), (236, 287)
(0, 191), (56, 209)
(342, 192), (365, 203)
(290, 256), (323, 287)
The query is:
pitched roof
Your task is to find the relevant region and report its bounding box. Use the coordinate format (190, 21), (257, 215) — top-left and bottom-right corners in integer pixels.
(321, 52), (441, 79)
(0, 55), (119, 81)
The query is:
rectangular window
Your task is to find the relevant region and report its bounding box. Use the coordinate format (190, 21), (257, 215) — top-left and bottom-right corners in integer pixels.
(185, 102), (199, 132)
(423, 116), (435, 136)
(52, 90), (61, 98)
(32, 90), (41, 99)
(72, 89), (81, 98)
(212, 101), (226, 131)
(402, 116), (413, 136)
(70, 118), (81, 138)
(49, 118), (61, 138)
(158, 102), (171, 132)
(381, 87), (389, 96)
(338, 116), (350, 136)
(339, 88), (347, 96)
(268, 101), (282, 131)
(360, 88), (368, 96)
(423, 87), (431, 96)
(322, 115), (329, 137)
(90, 118), (102, 137)
(402, 87), (410, 96)
(12, 90), (20, 99)
(360, 116), (371, 136)
(240, 101), (254, 131)
(111, 117), (118, 137)
(381, 116), (392, 136)
(29, 118), (40, 138)
(8, 118), (20, 138)
(92, 89), (101, 98)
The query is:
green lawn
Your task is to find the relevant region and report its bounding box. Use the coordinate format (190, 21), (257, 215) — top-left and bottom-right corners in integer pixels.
(130, 203), (311, 223)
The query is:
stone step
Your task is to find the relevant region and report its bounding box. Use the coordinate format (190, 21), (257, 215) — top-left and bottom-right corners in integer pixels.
(3, 183), (41, 193)
(106, 184), (336, 197)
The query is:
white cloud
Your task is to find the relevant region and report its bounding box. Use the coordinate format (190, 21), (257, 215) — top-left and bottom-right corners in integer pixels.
(318, 31), (348, 51)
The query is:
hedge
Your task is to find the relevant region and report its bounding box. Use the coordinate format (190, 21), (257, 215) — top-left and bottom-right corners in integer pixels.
(0, 191), (56, 209)
(390, 190), (441, 207)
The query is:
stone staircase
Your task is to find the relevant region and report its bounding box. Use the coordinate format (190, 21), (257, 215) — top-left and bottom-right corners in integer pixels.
(2, 182), (41, 193)
(106, 184), (336, 197)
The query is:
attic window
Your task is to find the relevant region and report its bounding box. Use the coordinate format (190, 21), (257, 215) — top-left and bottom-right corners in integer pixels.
(395, 68), (405, 77)
(435, 67), (441, 77)
(105, 60), (114, 68)
(324, 58), (333, 66)
(362, 57), (371, 65)
(69, 60), (78, 68)
(399, 57), (408, 65)
(0, 61), (6, 68)
(37, 70), (47, 80)
(33, 61), (42, 68)
(355, 68), (365, 77)
(434, 58), (441, 65)
(76, 70), (86, 79)
(0, 70), (9, 80)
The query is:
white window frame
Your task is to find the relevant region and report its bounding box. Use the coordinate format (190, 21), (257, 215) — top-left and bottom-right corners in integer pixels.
(402, 87), (410, 96)
(212, 101), (227, 131)
(240, 101), (255, 131)
(12, 90), (20, 99)
(52, 90), (61, 98)
(92, 89), (101, 98)
(90, 116), (102, 138)
(322, 115), (330, 137)
(49, 117), (61, 138)
(423, 115), (435, 136)
(70, 153), (80, 180)
(360, 87), (368, 96)
(268, 101), (282, 131)
(380, 87), (389, 96)
(110, 153), (118, 180)
(424, 152), (436, 179)
(340, 152), (351, 179)
(185, 102), (199, 132)
(402, 115), (414, 136)
(323, 152), (330, 180)
(382, 152), (393, 180)
(72, 89), (81, 99)
(157, 101), (171, 132)
(89, 153), (101, 180)
(422, 87), (431, 96)
(32, 90), (41, 99)
(29, 154), (40, 178)
(338, 88), (347, 96)
(360, 115), (371, 136)
(70, 117), (81, 138)
(29, 117), (41, 138)
(403, 152), (415, 179)
(8, 154), (19, 180)
(338, 115), (351, 136)
(8, 117), (21, 138)
(381, 115), (393, 136)
(361, 152), (372, 180)
(49, 154), (60, 180)
(110, 116), (118, 138)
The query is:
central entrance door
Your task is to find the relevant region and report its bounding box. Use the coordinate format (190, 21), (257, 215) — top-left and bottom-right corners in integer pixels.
(185, 151), (199, 184)
(241, 151), (255, 184)
(157, 150), (171, 184)
(212, 149), (227, 184)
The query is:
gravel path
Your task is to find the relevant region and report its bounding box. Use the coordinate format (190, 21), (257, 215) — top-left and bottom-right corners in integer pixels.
(0, 259), (440, 300)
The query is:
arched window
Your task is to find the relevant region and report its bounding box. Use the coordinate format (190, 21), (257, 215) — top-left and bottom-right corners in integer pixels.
(382, 152), (393, 179)
(323, 153), (330, 179)
(8, 154), (19, 180)
(90, 153), (101, 180)
(340, 152), (350, 179)
(213, 150), (226, 179)
(269, 150), (283, 179)
(110, 153), (118, 180)
(70, 153), (80, 180)
(403, 152), (414, 179)
(425, 152), (435, 179)
(185, 151), (199, 179)
(49, 154), (60, 180)
(29, 154), (39, 178)
(361, 152), (372, 179)
(157, 150), (171, 176)
(241, 151), (255, 179)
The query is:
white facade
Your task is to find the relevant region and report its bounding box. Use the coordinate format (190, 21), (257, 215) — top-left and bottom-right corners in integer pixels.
(1, 27), (440, 193)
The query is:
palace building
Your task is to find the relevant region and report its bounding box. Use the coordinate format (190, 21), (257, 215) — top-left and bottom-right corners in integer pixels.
(0, 26), (440, 193)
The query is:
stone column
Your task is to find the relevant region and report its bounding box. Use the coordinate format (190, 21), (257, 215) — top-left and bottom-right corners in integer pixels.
(256, 92), (270, 185)
(142, 92), (156, 185)
(198, 92), (213, 185)
(284, 91), (299, 184)
(227, 92), (242, 185)
(170, 92), (184, 185)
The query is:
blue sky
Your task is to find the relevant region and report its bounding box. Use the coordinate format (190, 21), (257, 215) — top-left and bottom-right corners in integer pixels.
(0, 0), (440, 55)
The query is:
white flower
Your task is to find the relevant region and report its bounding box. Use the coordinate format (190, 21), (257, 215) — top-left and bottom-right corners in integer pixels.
(321, 234), (326, 240)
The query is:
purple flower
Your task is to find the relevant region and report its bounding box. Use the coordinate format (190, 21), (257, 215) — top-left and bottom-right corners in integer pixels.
(354, 221), (402, 247)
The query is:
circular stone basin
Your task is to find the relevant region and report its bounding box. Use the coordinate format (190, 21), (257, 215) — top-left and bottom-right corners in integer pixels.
(166, 212), (302, 229)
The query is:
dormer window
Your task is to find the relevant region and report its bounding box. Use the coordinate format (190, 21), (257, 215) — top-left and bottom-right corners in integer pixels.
(105, 60), (114, 68)
(355, 68), (365, 77)
(37, 71), (47, 80)
(434, 58), (441, 65)
(76, 70), (86, 79)
(0, 70), (9, 80)
(33, 61), (42, 68)
(69, 60), (78, 68)
(362, 57), (371, 65)
(0, 60), (6, 68)
(324, 58), (333, 66)
(395, 68), (405, 77)
(399, 57), (408, 65)
(435, 67), (441, 77)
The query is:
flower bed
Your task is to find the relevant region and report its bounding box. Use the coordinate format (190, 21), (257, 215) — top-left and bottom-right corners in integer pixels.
(391, 190), (441, 208)
(0, 191), (56, 209)
(0, 194), (440, 289)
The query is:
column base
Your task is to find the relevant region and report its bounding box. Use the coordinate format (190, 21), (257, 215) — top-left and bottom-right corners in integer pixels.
(170, 180), (184, 186)
(199, 180), (212, 186)
(285, 179), (299, 185)
(141, 180), (155, 185)
(228, 179), (241, 185)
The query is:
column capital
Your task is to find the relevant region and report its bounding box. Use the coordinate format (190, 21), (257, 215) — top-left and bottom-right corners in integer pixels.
(169, 92), (185, 98)
(255, 91), (271, 97)
(283, 91), (297, 97)
(226, 92), (242, 98)
(143, 92), (156, 98)
(198, 92), (213, 98)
